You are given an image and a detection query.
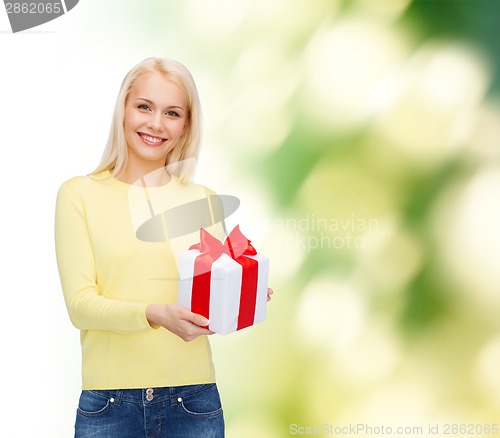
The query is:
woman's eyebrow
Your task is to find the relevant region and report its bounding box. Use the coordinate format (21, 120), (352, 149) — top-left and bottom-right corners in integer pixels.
(135, 97), (154, 104)
(166, 106), (185, 110)
(135, 98), (185, 110)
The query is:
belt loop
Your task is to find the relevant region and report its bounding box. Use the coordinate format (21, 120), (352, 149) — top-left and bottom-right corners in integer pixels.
(169, 386), (176, 406)
(112, 389), (124, 406)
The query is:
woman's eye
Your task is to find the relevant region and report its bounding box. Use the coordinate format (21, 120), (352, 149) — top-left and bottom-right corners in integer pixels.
(138, 104), (150, 110)
(166, 111), (180, 117)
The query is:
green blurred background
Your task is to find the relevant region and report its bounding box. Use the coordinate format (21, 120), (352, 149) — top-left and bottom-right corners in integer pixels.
(63, 0), (500, 435)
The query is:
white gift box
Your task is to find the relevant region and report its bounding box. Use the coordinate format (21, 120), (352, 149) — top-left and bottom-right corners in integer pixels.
(178, 249), (269, 335)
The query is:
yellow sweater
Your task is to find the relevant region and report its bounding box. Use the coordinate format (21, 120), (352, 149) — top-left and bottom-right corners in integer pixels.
(54, 170), (224, 390)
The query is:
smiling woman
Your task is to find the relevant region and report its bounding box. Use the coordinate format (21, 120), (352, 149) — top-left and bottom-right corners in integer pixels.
(54, 58), (226, 438)
(92, 57), (203, 185)
(121, 72), (189, 184)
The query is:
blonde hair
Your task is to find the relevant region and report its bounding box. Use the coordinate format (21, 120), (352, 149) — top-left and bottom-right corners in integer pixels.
(90, 57), (202, 183)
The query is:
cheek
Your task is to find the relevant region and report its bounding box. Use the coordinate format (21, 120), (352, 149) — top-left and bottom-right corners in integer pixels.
(124, 109), (142, 132)
(170, 120), (188, 137)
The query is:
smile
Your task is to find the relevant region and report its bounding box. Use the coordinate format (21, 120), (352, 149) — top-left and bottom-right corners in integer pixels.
(137, 132), (168, 145)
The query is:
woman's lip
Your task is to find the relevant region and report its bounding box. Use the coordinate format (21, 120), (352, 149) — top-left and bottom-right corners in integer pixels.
(137, 132), (168, 146)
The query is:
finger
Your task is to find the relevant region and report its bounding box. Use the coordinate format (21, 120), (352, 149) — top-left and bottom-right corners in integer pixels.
(188, 312), (210, 327)
(179, 322), (214, 342)
(267, 287), (274, 295)
(189, 326), (215, 337)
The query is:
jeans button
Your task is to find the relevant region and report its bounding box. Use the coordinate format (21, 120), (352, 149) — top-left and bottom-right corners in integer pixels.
(146, 388), (154, 395)
(146, 394), (153, 401)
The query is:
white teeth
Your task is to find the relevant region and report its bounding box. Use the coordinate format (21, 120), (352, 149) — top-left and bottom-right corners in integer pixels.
(140, 134), (164, 143)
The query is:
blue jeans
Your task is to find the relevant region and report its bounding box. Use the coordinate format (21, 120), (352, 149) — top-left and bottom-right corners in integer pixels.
(74, 383), (224, 438)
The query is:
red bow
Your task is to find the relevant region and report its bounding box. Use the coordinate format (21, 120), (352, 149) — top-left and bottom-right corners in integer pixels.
(190, 225), (257, 260)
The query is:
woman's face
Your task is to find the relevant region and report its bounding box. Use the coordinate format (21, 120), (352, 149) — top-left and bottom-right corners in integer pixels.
(124, 71), (188, 171)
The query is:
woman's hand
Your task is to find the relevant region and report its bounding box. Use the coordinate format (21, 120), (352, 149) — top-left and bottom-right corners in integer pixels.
(146, 304), (214, 342)
(267, 287), (274, 302)
(147, 288), (273, 340)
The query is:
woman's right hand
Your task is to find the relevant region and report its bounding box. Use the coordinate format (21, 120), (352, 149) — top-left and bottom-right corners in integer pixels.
(145, 304), (215, 342)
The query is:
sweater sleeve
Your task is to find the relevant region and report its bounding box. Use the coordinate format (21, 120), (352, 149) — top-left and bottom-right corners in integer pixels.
(54, 179), (154, 334)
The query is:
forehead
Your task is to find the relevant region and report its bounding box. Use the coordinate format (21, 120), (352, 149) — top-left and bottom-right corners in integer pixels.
(128, 71), (187, 106)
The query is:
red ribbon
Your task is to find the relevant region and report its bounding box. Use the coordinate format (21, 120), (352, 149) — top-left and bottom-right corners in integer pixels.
(189, 226), (259, 331)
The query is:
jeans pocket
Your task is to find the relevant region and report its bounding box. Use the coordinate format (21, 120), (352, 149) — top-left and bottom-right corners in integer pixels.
(77, 390), (112, 417)
(178, 384), (223, 418)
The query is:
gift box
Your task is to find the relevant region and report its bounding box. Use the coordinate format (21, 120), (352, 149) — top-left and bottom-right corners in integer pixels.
(178, 226), (269, 335)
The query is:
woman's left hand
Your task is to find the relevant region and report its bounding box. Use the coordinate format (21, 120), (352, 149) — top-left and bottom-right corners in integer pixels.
(267, 287), (274, 302)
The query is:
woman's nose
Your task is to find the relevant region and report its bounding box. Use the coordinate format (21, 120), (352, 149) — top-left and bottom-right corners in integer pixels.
(147, 112), (163, 131)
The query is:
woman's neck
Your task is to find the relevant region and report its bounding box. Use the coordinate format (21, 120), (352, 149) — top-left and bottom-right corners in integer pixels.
(115, 165), (172, 187)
